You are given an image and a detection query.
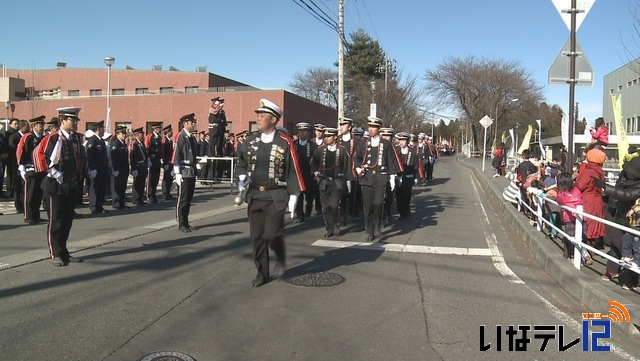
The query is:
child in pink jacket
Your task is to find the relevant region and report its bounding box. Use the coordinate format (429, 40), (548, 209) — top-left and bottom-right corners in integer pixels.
(589, 117), (609, 146)
(556, 172), (585, 260)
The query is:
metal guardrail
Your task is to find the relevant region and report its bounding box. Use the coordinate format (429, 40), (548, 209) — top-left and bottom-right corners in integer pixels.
(519, 188), (640, 275)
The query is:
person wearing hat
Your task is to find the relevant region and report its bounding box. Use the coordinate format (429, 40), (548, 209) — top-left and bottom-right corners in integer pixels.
(236, 98), (306, 287)
(311, 127), (352, 237)
(9, 119), (31, 213)
(3, 118), (20, 201)
(109, 126), (129, 210)
(424, 136), (438, 182)
(292, 122), (317, 223)
(173, 113), (199, 233)
(208, 97), (227, 157)
(338, 117), (360, 225)
(311, 124), (326, 146)
(45, 117), (59, 134)
(86, 120), (110, 214)
(395, 132), (419, 219)
(354, 116), (403, 242)
(129, 127), (150, 206)
(415, 133), (427, 185)
(575, 148), (607, 264)
(145, 122), (164, 203)
(39, 107), (84, 266)
(16, 116), (45, 224)
(380, 128), (397, 226)
(161, 124), (175, 201)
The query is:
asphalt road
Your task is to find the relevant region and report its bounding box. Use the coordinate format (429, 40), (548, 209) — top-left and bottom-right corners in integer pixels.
(1, 158), (639, 361)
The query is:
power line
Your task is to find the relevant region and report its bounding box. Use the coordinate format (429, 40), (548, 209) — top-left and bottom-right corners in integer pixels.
(358, 0), (379, 41)
(306, 0), (337, 27)
(292, 0), (338, 32)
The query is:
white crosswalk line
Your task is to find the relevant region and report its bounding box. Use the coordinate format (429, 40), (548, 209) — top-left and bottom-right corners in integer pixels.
(311, 239), (493, 256)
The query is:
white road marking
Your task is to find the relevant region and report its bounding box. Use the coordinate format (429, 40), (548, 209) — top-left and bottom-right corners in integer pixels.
(143, 220), (178, 229)
(311, 239), (493, 256)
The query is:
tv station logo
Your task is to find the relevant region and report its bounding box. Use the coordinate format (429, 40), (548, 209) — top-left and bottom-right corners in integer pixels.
(480, 300), (630, 352)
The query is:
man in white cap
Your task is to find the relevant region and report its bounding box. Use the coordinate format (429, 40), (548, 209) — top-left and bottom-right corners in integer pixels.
(173, 113), (198, 232)
(293, 122), (317, 223)
(338, 117), (360, 225)
(354, 116), (403, 242)
(86, 120), (110, 214)
(16, 116), (44, 224)
(236, 99), (306, 287)
(39, 107), (84, 266)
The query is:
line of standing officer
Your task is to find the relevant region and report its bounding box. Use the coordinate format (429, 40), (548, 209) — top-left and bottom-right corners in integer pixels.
(173, 113), (198, 233)
(161, 124), (174, 201)
(109, 126), (129, 209)
(293, 121), (317, 223)
(129, 127), (150, 206)
(145, 122), (164, 203)
(86, 120), (110, 214)
(16, 116), (45, 224)
(394, 132), (419, 219)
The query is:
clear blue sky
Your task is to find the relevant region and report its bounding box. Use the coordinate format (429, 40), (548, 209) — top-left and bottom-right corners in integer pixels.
(3, 0), (637, 125)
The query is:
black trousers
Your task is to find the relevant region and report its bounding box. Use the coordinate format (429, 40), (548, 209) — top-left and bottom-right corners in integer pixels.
(426, 159), (435, 180)
(161, 166), (173, 199)
(383, 182), (394, 223)
(111, 172), (127, 208)
(89, 171), (107, 212)
(395, 177), (413, 217)
(248, 199), (285, 281)
(47, 189), (76, 259)
(24, 172), (45, 221)
(320, 181), (341, 231)
(14, 174), (24, 213)
(295, 189), (315, 219)
(176, 177), (195, 227)
(361, 182), (387, 237)
(6, 160), (15, 195)
(147, 164), (161, 201)
(131, 168), (148, 205)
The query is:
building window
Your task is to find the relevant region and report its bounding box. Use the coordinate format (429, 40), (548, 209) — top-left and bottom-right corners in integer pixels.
(115, 122), (132, 133)
(226, 122), (232, 134)
(90, 89), (102, 97)
(628, 81), (633, 87)
(160, 87), (173, 94)
(249, 121), (258, 133)
(619, 85), (623, 91)
(627, 118), (632, 132)
(112, 88), (125, 95)
(68, 90), (80, 97)
(634, 79), (638, 85)
(185, 86), (198, 94)
(135, 88), (149, 95)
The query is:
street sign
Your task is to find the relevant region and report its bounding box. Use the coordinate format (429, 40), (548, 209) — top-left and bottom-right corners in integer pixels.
(370, 103), (377, 118)
(479, 115), (493, 129)
(548, 37), (594, 86)
(552, 0), (595, 31)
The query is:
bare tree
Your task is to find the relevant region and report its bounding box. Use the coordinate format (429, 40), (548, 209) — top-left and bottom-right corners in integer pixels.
(288, 66), (337, 108)
(424, 55), (545, 150)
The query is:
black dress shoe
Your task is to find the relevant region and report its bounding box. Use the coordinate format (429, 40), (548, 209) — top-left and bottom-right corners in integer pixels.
(24, 219), (38, 225)
(66, 256), (84, 263)
(186, 225), (196, 231)
(251, 277), (268, 288)
(149, 198), (158, 204)
(324, 230), (334, 238)
(73, 212), (83, 218)
(365, 235), (374, 242)
(178, 225), (191, 233)
(334, 225), (341, 236)
(294, 217), (305, 223)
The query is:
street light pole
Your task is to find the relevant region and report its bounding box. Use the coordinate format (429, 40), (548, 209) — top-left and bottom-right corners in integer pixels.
(104, 56), (116, 133)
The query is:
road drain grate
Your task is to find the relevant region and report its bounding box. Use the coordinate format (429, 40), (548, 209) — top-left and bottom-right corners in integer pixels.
(139, 351), (196, 361)
(284, 272), (346, 287)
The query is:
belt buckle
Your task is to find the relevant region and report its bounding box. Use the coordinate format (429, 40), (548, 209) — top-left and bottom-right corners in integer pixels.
(372, 170), (377, 175)
(258, 185), (267, 191)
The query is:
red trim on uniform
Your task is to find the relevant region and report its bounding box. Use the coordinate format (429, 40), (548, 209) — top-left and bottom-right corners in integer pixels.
(171, 132), (181, 164)
(280, 133), (306, 192)
(33, 132), (56, 173)
(144, 133), (152, 150)
(391, 142), (405, 172)
(16, 132), (30, 165)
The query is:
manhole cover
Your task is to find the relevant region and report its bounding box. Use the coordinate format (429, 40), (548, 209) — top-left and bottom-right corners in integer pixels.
(285, 271), (346, 287)
(139, 351), (196, 361)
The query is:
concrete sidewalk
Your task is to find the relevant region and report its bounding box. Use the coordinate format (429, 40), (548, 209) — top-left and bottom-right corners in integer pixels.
(459, 156), (640, 337)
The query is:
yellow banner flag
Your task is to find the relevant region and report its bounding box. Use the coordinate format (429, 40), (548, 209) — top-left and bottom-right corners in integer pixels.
(612, 94), (628, 169)
(517, 125), (533, 155)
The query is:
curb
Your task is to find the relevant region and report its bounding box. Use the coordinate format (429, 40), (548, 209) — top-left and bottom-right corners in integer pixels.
(460, 160), (640, 337)
(0, 203), (246, 272)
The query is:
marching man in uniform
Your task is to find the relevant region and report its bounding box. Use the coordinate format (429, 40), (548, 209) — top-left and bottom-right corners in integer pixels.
(354, 116), (403, 242)
(173, 114), (198, 233)
(86, 120), (110, 214)
(145, 122), (164, 203)
(236, 99), (305, 287)
(130, 127), (150, 206)
(293, 121), (317, 223)
(395, 132), (419, 219)
(161, 124), (174, 201)
(109, 126), (129, 210)
(16, 116), (45, 224)
(312, 127), (351, 238)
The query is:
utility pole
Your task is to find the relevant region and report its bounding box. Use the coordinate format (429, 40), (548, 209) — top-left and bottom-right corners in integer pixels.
(337, 0), (344, 126)
(567, 0), (577, 167)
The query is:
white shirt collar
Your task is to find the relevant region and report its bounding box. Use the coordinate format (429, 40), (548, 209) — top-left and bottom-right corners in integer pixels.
(299, 138), (308, 146)
(327, 144), (337, 152)
(369, 135), (380, 147)
(261, 129), (276, 143)
(315, 137), (324, 145)
(59, 129), (71, 139)
(183, 128), (191, 137)
(341, 133), (351, 142)
(401, 146), (409, 155)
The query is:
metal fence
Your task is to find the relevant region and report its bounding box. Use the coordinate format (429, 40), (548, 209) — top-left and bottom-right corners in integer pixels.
(518, 187), (640, 275)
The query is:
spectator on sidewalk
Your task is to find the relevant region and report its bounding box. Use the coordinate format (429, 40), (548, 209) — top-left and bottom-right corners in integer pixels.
(556, 172), (583, 260)
(575, 148), (607, 264)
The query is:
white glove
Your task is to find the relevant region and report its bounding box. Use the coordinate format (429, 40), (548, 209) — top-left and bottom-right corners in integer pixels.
(196, 162), (202, 170)
(414, 179), (419, 186)
(175, 173), (183, 186)
(112, 170), (120, 178)
(355, 167), (363, 176)
(314, 171), (320, 178)
(288, 194), (298, 218)
(49, 168), (63, 185)
(90, 169), (97, 179)
(20, 170), (27, 181)
(390, 175), (396, 192)
(131, 170), (138, 178)
(347, 181), (352, 193)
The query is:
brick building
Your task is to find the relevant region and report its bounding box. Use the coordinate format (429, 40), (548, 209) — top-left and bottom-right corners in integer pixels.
(0, 67), (337, 135)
